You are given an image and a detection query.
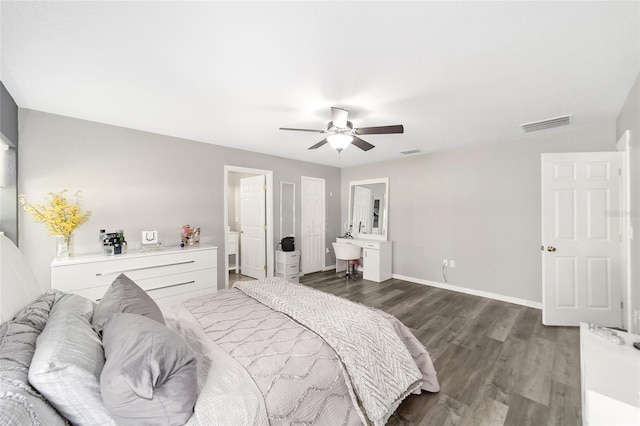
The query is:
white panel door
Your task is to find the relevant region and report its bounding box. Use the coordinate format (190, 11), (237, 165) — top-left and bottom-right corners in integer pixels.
(240, 175), (266, 279)
(352, 186), (372, 234)
(541, 152), (622, 326)
(301, 176), (325, 274)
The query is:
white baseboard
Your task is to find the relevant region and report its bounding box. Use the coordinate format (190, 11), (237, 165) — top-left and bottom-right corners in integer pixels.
(392, 274), (542, 310)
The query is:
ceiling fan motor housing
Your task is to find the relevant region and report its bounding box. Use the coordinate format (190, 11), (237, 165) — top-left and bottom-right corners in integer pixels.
(327, 120), (353, 132)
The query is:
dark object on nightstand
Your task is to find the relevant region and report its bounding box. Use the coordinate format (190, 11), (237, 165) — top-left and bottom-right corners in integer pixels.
(280, 237), (294, 252)
(633, 342), (640, 351)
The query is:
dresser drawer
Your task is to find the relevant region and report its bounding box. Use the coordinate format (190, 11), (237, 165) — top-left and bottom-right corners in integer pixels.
(52, 248), (216, 292)
(276, 262), (299, 275)
(276, 272), (299, 284)
(275, 250), (300, 265)
(71, 268), (217, 302)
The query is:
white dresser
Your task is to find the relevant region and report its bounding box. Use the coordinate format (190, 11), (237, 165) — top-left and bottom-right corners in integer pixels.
(335, 238), (392, 282)
(275, 250), (300, 283)
(227, 231), (239, 273)
(51, 244), (217, 304)
(580, 323), (640, 425)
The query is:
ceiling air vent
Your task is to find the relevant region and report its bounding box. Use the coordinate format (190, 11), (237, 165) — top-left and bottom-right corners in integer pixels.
(400, 148), (421, 155)
(520, 114), (572, 133)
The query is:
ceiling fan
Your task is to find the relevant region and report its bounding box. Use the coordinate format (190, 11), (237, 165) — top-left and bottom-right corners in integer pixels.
(279, 107), (404, 152)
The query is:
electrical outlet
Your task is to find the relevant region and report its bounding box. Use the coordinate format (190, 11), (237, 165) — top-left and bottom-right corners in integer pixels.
(326, 247), (330, 254)
(449, 260), (455, 268)
(442, 259), (448, 266)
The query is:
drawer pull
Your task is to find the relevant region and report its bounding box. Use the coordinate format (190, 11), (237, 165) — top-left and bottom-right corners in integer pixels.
(96, 260), (196, 277)
(146, 280), (196, 293)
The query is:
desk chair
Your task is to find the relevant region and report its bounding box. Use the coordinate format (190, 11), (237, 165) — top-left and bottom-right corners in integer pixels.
(332, 243), (362, 280)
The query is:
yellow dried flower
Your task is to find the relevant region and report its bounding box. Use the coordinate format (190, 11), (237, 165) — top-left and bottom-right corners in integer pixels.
(19, 190), (91, 237)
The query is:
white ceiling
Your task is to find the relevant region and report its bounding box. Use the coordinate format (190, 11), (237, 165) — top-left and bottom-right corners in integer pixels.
(1, 1), (639, 168)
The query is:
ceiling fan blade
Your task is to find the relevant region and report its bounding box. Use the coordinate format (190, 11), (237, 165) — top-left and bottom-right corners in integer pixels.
(331, 107), (349, 128)
(308, 139), (328, 150)
(354, 124), (404, 135)
(351, 136), (375, 151)
(280, 127), (326, 133)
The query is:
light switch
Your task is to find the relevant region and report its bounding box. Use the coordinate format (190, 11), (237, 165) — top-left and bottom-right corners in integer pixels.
(449, 260), (455, 268)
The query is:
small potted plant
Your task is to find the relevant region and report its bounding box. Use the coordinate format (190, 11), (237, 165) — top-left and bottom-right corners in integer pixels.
(19, 190), (91, 258)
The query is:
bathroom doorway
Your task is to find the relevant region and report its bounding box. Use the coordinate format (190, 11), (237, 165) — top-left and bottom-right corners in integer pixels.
(223, 166), (274, 289)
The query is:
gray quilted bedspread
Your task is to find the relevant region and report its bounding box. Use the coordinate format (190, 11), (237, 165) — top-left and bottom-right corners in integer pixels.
(235, 279), (423, 426)
(184, 288), (364, 425)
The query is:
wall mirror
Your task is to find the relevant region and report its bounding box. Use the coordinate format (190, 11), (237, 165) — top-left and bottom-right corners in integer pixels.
(348, 177), (389, 241)
(280, 181), (295, 240)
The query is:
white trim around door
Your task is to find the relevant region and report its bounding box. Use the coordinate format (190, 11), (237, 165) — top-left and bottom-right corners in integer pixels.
(223, 165), (274, 289)
(616, 130), (632, 331)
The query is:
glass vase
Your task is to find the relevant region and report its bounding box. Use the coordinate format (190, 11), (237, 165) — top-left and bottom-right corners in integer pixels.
(56, 234), (74, 259)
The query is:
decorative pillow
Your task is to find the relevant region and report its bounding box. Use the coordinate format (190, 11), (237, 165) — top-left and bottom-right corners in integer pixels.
(92, 274), (164, 335)
(50, 291), (95, 322)
(29, 293), (115, 426)
(100, 313), (197, 426)
(0, 297), (68, 426)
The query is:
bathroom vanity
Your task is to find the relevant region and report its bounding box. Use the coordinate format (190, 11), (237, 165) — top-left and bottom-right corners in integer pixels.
(335, 238), (392, 282)
(336, 177), (393, 283)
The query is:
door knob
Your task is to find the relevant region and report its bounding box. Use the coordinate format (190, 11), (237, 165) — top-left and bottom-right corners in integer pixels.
(546, 246), (557, 252)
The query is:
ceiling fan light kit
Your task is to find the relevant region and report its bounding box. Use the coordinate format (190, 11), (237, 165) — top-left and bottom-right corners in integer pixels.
(327, 134), (353, 151)
(280, 107), (404, 153)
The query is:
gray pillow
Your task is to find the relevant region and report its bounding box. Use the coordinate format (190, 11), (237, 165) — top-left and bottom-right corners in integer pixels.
(29, 293), (116, 426)
(0, 293), (68, 426)
(92, 273), (164, 335)
(100, 313), (197, 426)
(50, 291), (95, 322)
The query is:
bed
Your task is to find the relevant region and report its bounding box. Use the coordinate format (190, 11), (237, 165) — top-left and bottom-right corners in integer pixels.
(0, 234), (439, 425)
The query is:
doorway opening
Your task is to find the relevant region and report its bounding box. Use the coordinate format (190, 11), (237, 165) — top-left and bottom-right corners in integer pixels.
(224, 166), (274, 289)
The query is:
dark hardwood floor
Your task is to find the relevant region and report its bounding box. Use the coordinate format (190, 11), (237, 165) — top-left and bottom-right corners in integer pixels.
(299, 271), (581, 426)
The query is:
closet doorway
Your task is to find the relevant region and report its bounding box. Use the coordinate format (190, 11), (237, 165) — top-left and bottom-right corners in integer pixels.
(223, 166), (274, 289)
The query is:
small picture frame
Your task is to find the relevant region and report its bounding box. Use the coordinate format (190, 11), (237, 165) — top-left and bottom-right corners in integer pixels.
(141, 230), (158, 245)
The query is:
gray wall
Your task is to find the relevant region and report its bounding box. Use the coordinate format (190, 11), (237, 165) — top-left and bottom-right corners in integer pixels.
(18, 109), (341, 289)
(1, 81), (18, 146)
(342, 123), (615, 304)
(616, 71), (640, 327)
(0, 81), (18, 244)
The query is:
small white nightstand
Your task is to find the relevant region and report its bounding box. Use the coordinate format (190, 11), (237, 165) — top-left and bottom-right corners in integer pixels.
(275, 250), (300, 283)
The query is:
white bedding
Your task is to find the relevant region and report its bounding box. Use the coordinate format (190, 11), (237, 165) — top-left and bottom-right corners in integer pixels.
(235, 279), (435, 425)
(165, 302), (269, 426)
(165, 280), (440, 426)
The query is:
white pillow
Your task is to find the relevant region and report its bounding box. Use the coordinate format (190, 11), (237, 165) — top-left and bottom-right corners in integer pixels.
(29, 293), (116, 426)
(0, 235), (43, 323)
